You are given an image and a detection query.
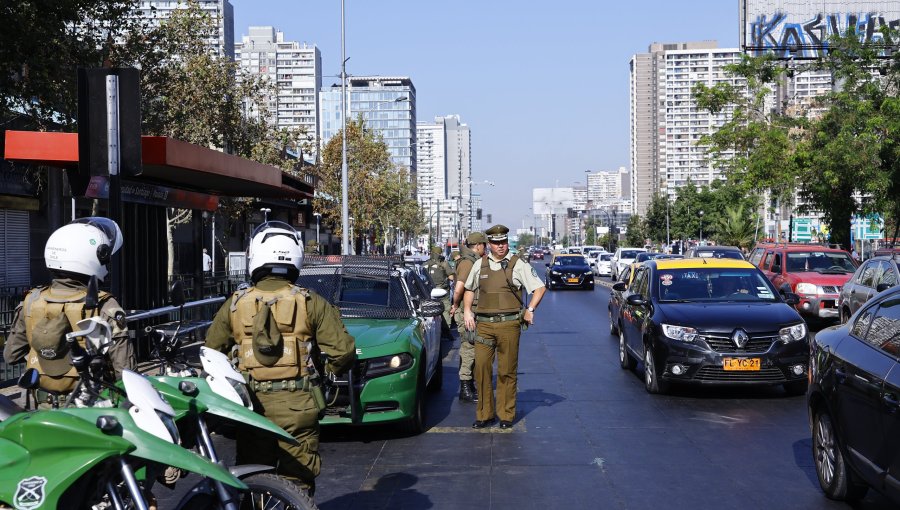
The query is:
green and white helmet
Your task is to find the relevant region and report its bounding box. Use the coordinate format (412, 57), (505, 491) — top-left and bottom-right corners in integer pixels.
(247, 221), (303, 282)
(44, 217), (123, 282)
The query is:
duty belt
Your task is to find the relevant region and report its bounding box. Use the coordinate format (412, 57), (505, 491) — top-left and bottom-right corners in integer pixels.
(476, 313), (520, 323)
(251, 377), (309, 393)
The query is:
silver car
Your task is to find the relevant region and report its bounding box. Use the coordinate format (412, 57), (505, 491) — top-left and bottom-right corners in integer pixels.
(838, 255), (900, 323)
(611, 247), (646, 281)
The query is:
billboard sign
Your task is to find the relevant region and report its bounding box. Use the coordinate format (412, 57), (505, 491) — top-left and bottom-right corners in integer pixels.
(533, 188), (574, 215)
(741, 1), (900, 59)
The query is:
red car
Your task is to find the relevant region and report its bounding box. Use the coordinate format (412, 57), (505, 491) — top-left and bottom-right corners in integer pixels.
(748, 243), (858, 321)
(530, 250), (544, 260)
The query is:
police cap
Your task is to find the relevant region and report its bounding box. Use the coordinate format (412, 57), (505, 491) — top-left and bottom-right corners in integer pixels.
(484, 225), (509, 242)
(465, 232), (488, 245)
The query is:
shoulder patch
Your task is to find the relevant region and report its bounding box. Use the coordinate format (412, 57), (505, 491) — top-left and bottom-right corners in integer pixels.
(531, 267), (538, 277)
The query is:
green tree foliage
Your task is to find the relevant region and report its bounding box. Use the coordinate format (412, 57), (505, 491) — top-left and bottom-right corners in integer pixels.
(644, 194), (671, 244)
(313, 118), (420, 251)
(713, 205), (757, 249)
(517, 233), (534, 248)
(625, 214), (646, 247)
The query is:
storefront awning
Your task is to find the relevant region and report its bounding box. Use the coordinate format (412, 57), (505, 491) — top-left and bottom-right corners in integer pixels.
(3, 130), (314, 200)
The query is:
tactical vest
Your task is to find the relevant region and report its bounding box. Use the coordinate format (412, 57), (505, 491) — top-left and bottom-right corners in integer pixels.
(425, 259), (451, 290)
(23, 286), (110, 394)
(456, 255), (479, 307)
(229, 285), (313, 382)
(475, 255), (523, 314)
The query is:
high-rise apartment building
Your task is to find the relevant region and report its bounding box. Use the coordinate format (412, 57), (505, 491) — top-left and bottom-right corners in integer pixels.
(630, 41), (746, 215)
(135, 0), (234, 58)
(586, 167), (629, 205)
(235, 27), (322, 145)
(415, 115), (473, 243)
(320, 76), (417, 174)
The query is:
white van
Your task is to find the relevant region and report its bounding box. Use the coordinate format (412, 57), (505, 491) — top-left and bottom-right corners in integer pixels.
(611, 247), (647, 281)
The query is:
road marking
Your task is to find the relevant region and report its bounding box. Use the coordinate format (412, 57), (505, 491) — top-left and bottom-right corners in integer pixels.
(428, 418), (527, 434)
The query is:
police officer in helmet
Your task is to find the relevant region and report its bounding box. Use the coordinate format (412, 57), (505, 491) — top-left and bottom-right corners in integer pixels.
(4, 217), (133, 404)
(205, 221), (356, 496)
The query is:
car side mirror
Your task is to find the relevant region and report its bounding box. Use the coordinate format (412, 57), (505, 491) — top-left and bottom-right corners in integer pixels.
(17, 368), (40, 390)
(169, 280), (186, 307)
(612, 282), (627, 292)
(545, 263), (550, 267)
(772, 265), (781, 274)
(626, 294), (647, 307)
(783, 292), (800, 305)
(876, 283), (892, 293)
(420, 299), (444, 317)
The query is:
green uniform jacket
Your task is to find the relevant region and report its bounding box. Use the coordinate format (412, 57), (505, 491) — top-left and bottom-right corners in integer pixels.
(205, 276), (357, 376)
(3, 278), (134, 380)
(424, 258), (455, 291)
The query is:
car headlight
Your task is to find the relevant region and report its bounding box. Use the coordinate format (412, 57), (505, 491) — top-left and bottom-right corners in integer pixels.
(551, 270), (560, 275)
(584, 270), (594, 275)
(365, 353), (414, 378)
(662, 324), (698, 342)
(795, 283), (817, 295)
(779, 323), (807, 342)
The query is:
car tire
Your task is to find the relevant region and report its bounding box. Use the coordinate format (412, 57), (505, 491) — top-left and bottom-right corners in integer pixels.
(427, 352), (443, 393)
(609, 310), (619, 336)
(643, 343), (668, 394)
(783, 380), (807, 396)
(619, 331), (636, 370)
(403, 365), (427, 435)
(813, 409), (869, 501)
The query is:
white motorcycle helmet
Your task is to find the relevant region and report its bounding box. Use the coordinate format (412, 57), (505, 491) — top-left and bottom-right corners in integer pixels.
(44, 217), (123, 282)
(247, 221), (303, 282)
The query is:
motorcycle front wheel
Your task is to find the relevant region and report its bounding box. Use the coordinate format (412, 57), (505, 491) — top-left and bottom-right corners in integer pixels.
(238, 474), (318, 510)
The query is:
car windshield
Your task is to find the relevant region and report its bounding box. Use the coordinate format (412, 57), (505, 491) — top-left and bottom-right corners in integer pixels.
(298, 257), (414, 319)
(785, 251), (856, 273)
(620, 250), (641, 259)
(600, 254), (611, 261)
(554, 256), (588, 267)
(696, 250), (744, 260)
(655, 268), (778, 302)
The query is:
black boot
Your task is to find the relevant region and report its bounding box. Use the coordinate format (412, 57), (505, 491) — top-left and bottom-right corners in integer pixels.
(459, 380), (478, 403)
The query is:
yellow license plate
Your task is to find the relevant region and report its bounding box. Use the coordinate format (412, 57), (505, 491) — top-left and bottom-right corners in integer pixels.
(723, 358), (760, 371)
(567, 278), (579, 283)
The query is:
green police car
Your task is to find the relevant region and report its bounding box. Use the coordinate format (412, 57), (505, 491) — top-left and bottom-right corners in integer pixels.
(297, 256), (445, 434)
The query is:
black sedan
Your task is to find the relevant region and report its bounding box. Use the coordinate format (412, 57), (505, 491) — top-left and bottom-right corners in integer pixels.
(545, 255), (594, 290)
(808, 286), (900, 504)
(615, 258), (808, 394)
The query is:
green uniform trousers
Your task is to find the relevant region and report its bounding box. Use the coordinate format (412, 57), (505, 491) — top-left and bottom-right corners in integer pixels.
(474, 320), (521, 422)
(238, 388), (321, 494)
(440, 295), (453, 330)
(455, 308), (475, 381)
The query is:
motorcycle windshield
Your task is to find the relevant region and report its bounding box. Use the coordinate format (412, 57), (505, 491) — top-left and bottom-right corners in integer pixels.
(70, 217), (123, 253)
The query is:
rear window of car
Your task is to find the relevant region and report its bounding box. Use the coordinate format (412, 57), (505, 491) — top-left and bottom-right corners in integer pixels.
(655, 268), (777, 302)
(600, 254), (611, 261)
(620, 250), (640, 259)
(696, 250), (744, 260)
(785, 251), (856, 273)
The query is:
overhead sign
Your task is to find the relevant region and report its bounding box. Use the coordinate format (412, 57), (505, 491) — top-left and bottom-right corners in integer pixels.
(741, 1), (900, 59)
(85, 176), (218, 211)
(851, 214), (884, 241)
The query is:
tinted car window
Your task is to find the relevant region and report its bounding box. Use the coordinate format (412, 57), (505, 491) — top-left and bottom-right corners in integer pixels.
(619, 250), (641, 259)
(863, 297), (900, 356)
(761, 252), (772, 270)
(695, 249), (744, 260)
(554, 256), (587, 266)
(785, 251), (855, 273)
(858, 262), (877, 287)
(880, 263), (899, 286)
(749, 249), (764, 266)
(655, 268), (777, 302)
(629, 268), (646, 294)
(850, 307), (874, 339)
(600, 254), (611, 261)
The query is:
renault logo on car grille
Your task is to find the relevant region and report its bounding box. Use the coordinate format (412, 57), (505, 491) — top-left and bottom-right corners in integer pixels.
(732, 329), (749, 348)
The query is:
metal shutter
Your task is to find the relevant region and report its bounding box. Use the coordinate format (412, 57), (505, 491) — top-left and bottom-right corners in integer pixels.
(0, 210), (30, 287)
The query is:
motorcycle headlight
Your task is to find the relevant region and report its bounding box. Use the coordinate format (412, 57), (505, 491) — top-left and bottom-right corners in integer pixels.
(779, 323), (807, 342)
(795, 283), (817, 295)
(662, 324), (698, 342)
(366, 353), (414, 378)
(230, 378), (254, 410)
(157, 410), (181, 445)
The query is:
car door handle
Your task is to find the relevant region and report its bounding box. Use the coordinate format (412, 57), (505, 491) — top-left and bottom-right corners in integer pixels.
(835, 368), (848, 383)
(883, 393), (900, 412)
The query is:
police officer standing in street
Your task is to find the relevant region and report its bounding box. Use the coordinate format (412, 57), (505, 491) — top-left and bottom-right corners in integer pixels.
(449, 231), (487, 403)
(424, 245), (455, 338)
(463, 225), (545, 429)
(205, 221), (356, 496)
(3, 217), (133, 406)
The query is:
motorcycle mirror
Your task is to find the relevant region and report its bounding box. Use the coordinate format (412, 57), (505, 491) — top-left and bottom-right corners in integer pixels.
(169, 281), (185, 307)
(85, 276), (99, 310)
(17, 368), (40, 390)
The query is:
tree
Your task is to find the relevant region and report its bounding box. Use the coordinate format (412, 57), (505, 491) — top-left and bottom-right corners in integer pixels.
(625, 214), (646, 247)
(644, 194), (671, 244)
(517, 233), (534, 248)
(713, 205), (757, 249)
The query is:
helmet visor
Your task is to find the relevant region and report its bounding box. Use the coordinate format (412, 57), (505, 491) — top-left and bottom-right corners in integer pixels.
(70, 217), (123, 253)
(251, 221), (300, 245)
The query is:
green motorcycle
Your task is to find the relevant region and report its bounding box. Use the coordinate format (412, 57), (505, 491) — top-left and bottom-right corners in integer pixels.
(0, 369), (245, 510)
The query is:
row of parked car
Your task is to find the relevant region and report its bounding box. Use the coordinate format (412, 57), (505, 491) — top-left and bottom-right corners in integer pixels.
(604, 243), (900, 505)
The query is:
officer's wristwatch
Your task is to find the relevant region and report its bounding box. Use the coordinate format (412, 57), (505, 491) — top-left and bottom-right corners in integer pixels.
(526, 306), (535, 312)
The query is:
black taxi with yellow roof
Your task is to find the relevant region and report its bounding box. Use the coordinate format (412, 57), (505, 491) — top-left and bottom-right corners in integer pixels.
(614, 257), (809, 395)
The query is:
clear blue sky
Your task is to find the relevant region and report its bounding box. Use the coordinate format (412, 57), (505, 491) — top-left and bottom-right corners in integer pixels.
(232, 0), (738, 231)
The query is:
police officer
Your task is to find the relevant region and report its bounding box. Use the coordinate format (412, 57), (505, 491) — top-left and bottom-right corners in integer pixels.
(449, 231), (487, 403)
(463, 225), (545, 429)
(205, 221), (355, 496)
(3, 217), (133, 405)
(424, 246), (455, 338)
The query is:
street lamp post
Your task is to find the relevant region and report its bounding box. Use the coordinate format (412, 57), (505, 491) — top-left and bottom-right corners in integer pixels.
(597, 208), (614, 253)
(349, 216), (355, 254)
(313, 212), (321, 253)
(340, 0), (350, 254)
(699, 210), (704, 245)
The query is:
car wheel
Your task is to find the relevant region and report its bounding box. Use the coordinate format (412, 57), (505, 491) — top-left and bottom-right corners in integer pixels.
(619, 331), (636, 370)
(783, 380), (807, 396)
(643, 343), (668, 394)
(427, 352), (443, 393)
(403, 365), (427, 435)
(813, 409), (869, 501)
(609, 309), (619, 336)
